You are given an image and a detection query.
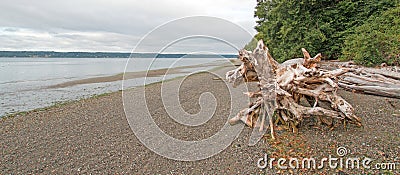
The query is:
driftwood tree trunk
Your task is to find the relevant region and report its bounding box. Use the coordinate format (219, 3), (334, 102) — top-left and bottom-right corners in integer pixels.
(336, 64), (400, 99)
(226, 40), (399, 139)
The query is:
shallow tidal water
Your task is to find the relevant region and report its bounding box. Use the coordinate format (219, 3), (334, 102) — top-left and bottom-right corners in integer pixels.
(0, 57), (228, 116)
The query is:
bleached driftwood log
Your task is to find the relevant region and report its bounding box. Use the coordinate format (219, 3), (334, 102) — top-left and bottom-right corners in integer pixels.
(226, 40), (363, 139)
(335, 63), (400, 99)
(227, 40), (400, 139)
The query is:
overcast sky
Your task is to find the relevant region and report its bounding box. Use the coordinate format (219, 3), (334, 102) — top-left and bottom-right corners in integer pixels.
(0, 0), (257, 53)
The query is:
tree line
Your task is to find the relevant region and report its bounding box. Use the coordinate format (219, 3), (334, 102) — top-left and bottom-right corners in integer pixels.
(250, 0), (399, 66)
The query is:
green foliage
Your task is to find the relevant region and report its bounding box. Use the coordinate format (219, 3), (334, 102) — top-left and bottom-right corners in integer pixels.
(244, 37), (258, 51)
(254, 0), (399, 63)
(340, 6), (400, 66)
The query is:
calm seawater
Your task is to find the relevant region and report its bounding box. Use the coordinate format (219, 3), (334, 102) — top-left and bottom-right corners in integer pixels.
(0, 57), (227, 116)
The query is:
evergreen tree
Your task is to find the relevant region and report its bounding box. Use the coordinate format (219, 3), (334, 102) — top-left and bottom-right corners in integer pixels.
(254, 0), (398, 63)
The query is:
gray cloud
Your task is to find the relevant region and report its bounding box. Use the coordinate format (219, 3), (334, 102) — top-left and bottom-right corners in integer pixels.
(0, 0), (256, 52)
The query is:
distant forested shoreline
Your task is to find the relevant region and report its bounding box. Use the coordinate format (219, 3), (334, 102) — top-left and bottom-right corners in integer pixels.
(0, 51), (237, 58)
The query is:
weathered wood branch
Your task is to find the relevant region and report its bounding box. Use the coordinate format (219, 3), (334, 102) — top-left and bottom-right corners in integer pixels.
(227, 40), (399, 139)
(226, 40), (400, 140)
(333, 63), (400, 99)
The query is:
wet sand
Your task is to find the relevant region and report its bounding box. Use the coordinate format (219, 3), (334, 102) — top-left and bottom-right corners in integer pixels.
(48, 62), (224, 89)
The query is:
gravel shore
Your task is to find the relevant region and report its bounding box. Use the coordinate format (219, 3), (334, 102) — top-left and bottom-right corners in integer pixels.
(1, 66), (399, 174)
